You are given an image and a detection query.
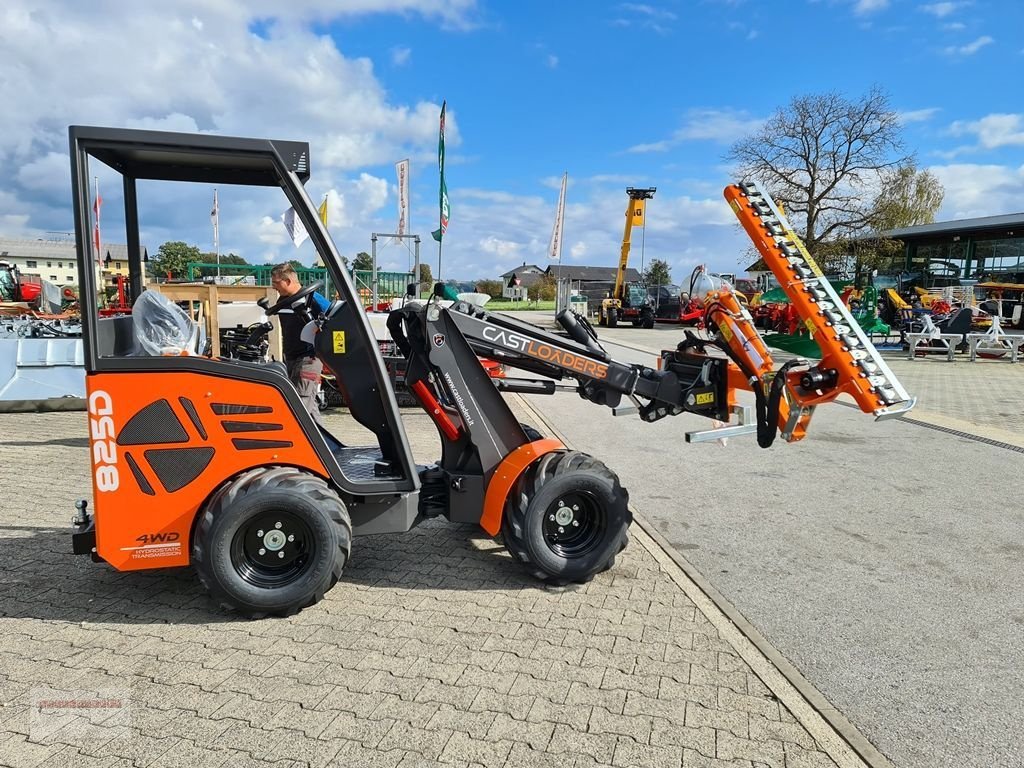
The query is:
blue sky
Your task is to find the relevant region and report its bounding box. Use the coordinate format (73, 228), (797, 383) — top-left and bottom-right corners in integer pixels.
(2, 0), (1022, 285)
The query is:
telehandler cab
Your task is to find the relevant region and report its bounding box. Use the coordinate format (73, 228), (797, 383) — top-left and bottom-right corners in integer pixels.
(68, 126), (915, 617)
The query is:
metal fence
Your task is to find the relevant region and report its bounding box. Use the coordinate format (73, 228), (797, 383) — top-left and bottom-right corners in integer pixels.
(184, 263), (414, 308)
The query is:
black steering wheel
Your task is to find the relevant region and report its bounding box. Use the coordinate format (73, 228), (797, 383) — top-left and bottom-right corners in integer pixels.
(262, 279), (324, 316)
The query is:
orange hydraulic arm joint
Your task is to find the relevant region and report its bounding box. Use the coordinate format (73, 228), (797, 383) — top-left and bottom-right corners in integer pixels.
(709, 181), (915, 443)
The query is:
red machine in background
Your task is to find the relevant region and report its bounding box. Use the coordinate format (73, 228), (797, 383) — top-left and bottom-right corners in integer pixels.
(0, 262), (43, 306)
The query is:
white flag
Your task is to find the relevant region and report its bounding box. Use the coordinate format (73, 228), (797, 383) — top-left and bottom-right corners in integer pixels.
(281, 206), (309, 248)
(548, 172), (567, 263)
(396, 159), (410, 236)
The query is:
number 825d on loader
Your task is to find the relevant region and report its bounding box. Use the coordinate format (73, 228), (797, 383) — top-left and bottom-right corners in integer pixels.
(68, 126), (914, 618)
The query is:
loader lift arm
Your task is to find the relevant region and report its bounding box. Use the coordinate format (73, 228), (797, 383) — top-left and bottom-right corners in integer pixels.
(390, 181), (914, 453)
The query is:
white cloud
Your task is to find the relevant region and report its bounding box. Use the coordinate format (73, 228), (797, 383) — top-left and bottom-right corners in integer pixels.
(854, 0), (889, 15)
(944, 35), (993, 55)
(898, 108), (940, 124)
(619, 3), (678, 21)
(611, 2), (677, 33)
(944, 21), (966, 30)
(950, 113), (1024, 149)
(391, 46), (412, 65)
(920, 2), (960, 17)
(627, 108), (762, 153)
(929, 163), (1024, 219)
(546, 54), (559, 68)
(479, 236), (520, 258)
(0, 1), (470, 268)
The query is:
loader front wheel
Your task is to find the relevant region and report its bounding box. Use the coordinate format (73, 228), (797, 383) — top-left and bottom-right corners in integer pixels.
(502, 451), (630, 585)
(192, 467), (352, 618)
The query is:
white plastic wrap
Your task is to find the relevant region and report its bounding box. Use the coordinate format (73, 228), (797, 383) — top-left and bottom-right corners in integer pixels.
(132, 290), (194, 355)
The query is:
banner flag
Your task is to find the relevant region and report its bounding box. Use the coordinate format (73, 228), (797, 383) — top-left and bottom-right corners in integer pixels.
(548, 172), (567, 263)
(431, 101), (449, 243)
(396, 159), (409, 236)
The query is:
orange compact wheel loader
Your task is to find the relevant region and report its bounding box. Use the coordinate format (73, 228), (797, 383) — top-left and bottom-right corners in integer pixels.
(68, 127), (915, 618)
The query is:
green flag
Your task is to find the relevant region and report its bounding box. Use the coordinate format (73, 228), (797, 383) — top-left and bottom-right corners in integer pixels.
(431, 100), (449, 243)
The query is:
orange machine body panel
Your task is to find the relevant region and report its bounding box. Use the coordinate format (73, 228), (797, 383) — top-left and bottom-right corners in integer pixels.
(480, 438), (565, 536)
(85, 371), (329, 571)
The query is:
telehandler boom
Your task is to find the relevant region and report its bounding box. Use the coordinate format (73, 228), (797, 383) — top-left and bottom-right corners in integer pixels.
(598, 187), (656, 329)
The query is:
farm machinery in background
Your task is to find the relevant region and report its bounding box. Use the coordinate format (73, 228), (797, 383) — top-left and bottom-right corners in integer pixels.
(598, 187), (658, 329)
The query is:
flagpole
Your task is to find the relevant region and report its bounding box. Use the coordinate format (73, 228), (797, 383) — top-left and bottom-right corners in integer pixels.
(212, 188), (220, 279)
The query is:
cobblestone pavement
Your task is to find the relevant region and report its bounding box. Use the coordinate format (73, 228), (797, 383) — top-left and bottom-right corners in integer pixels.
(0, 410), (850, 768)
(878, 352), (1024, 443)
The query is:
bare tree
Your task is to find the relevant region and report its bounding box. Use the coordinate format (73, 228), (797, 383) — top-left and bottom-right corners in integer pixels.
(728, 87), (911, 262)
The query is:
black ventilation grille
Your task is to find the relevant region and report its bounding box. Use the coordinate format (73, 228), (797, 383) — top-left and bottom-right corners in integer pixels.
(144, 447), (215, 493)
(125, 452), (155, 496)
(179, 397), (207, 440)
(221, 421), (284, 433)
(211, 403), (274, 415)
(118, 399), (188, 446)
(232, 439), (293, 451)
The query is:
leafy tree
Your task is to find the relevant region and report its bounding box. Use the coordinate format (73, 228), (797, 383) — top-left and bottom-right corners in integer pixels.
(192, 252), (251, 277)
(151, 241), (201, 278)
(475, 279), (503, 298)
(822, 165), (945, 280)
(528, 273), (556, 302)
(643, 259), (672, 287)
(418, 263), (433, 293)
(728, 86), (911, 270)
(352, 251), (373, 271)
(872, 165), (944, 230)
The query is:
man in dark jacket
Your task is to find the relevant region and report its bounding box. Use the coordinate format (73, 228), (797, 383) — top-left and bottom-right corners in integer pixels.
(270, 264), (330, 423)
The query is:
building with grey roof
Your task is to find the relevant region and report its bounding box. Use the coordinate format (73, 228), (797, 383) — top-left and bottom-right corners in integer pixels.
(0, 238), (147, 286)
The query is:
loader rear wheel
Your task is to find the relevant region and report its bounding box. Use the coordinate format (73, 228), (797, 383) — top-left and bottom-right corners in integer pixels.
(607, 308), (618, 328)
(502, 451), (630, 585)
(192, 466), (351, 618)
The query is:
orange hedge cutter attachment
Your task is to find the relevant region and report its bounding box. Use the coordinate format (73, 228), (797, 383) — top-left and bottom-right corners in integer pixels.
(672, 181), (915, 446)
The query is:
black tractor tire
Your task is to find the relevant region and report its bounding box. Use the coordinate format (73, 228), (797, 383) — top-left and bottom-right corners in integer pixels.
(502, 451), (630, 585)
(192, 466), (352, 618)
(641, 309), (655, 329)
(607, 308), (618, 328)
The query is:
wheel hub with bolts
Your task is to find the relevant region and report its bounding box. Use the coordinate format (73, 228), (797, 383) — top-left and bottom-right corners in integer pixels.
(542, 492), (604, 558)
(232, 511), (314, 588)
(554, 504), (574, 526)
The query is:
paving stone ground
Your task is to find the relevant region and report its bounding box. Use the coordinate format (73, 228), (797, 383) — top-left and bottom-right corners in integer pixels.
(0, 408), (847, 768)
